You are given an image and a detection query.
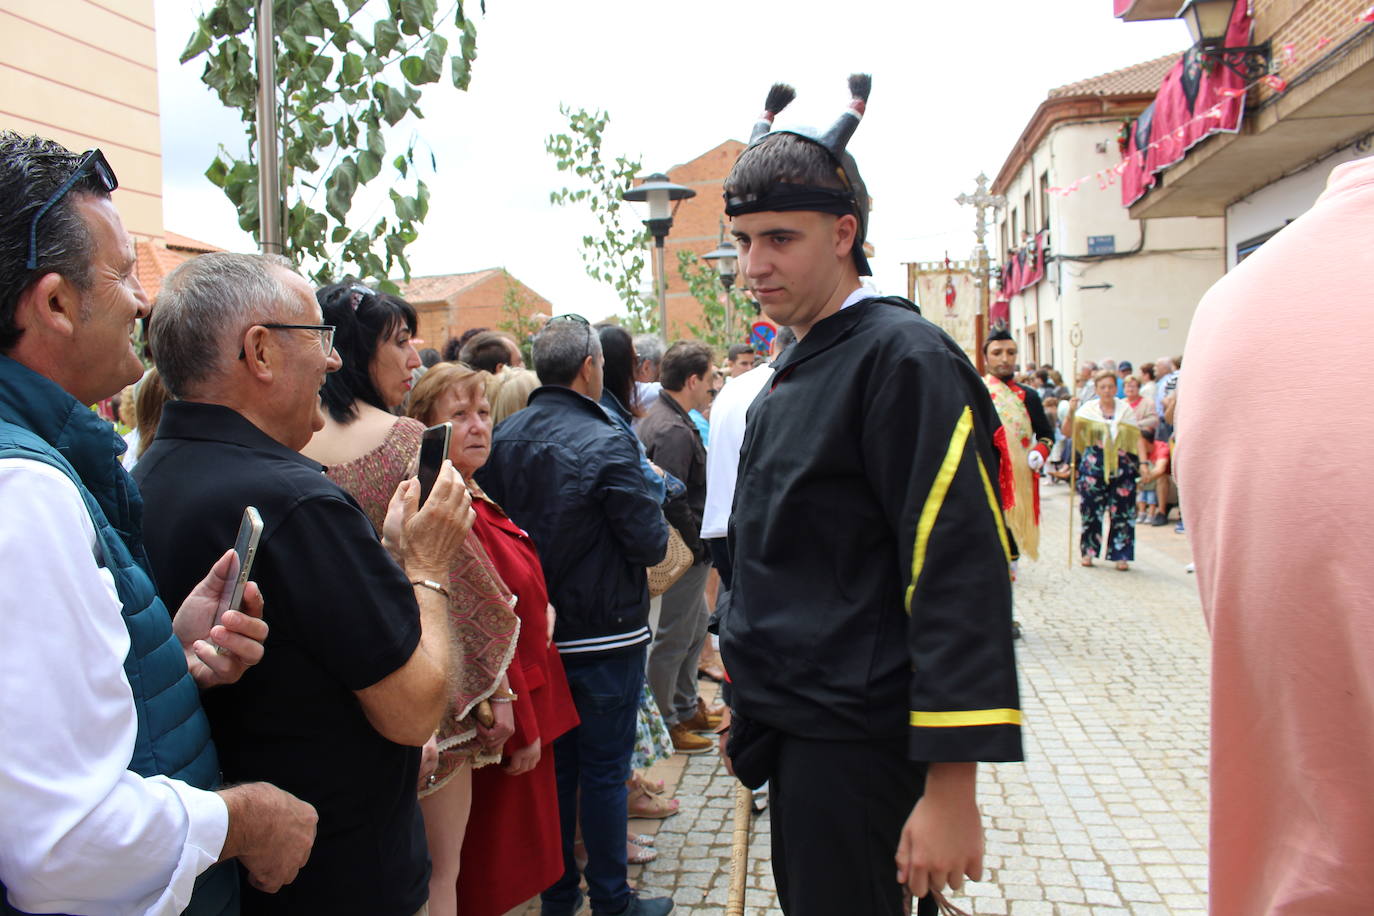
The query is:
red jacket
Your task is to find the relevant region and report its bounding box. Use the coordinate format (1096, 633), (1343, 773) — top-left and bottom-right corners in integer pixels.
(456, 498), (578, 916)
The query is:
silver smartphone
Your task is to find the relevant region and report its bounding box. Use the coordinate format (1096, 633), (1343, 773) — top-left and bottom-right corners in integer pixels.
(417, 422), (452, 506)
(215, 506), (263, 628)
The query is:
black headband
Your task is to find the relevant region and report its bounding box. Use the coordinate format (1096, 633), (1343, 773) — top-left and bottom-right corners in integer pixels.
(723, 183), (857, 219)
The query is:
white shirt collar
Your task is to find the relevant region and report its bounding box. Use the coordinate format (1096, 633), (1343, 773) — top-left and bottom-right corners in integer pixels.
(839, 285), (875, 311)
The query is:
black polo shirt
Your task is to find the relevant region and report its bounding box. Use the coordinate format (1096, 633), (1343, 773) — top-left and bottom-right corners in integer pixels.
(135, 401), (427, 916)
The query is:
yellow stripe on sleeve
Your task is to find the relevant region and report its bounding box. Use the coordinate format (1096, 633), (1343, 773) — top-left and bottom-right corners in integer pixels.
(904, 406), (973, 614)
(910, 708), (1023, 728)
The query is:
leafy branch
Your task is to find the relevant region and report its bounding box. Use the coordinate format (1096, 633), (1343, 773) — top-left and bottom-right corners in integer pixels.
(678, 249), (753, 354)
(544, 105), (658, 334)
(182, 0), (484, 289)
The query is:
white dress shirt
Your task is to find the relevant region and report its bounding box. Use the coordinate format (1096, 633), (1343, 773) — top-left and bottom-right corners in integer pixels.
(700, 363), (774, 539)
(0, 458), (228, 916)
(700, 285), (879, 540)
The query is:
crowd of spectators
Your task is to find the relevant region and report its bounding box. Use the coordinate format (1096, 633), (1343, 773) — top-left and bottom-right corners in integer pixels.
(0, 131), (801, 916)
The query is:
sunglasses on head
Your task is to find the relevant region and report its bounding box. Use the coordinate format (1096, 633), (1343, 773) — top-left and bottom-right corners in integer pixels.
(26, 149), (118, 271)
(548, 313), (593, 361)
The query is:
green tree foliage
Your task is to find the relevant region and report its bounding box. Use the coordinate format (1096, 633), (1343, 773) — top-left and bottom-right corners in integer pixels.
(544, 106), (658, 334)
(677, 249), (753, 354)
(183, 0), (483, 289)
(495, 270), (542, 362)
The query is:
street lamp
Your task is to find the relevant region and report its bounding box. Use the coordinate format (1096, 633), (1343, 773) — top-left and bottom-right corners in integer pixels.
(623, 172), (695, 340)
(703, 238), (739, 341)
(1175, 0), (1271, 80)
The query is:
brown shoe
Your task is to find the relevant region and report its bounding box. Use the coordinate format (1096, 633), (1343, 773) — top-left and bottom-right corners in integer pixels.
(679, 701), (723, 733)
(669, 723), (713, 754)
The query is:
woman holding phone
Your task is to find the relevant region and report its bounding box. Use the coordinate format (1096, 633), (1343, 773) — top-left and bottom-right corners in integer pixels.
(406, 363), (579, 916)
(303, 283), (517, 916)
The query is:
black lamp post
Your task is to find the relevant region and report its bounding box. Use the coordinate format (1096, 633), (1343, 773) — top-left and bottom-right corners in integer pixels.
(1176, 0), (1271, 81)
(703, 239), (740, 340)
(622, 172), (695, 340)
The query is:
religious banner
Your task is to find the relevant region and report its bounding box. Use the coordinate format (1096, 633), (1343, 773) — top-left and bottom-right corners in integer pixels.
(909, 257), (979, 362)
(1120, 1), (1250, 207)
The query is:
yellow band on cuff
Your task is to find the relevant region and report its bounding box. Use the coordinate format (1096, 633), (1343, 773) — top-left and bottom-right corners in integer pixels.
(910, 708), (1022, 728)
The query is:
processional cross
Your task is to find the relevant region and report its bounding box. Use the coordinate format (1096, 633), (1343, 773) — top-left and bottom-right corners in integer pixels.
(954, 172), (1006, 253)
(954, 173), (1006, 373)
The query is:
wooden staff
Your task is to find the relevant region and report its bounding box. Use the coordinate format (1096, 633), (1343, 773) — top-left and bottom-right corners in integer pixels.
(726, 783), (752, 916)
(1067, 323), (1083, 567)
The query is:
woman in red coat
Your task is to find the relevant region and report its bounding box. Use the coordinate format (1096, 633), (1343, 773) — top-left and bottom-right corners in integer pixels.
(409, 364), (579, 916)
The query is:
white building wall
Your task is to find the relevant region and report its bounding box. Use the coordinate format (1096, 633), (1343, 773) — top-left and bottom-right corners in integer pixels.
(995, 119), (1225, 378)
(1224, 141), (1371, 269)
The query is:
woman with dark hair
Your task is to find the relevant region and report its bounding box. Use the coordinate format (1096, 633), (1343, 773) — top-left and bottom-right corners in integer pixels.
(596, 325), (682, 838)
(301, 282), (518, 916)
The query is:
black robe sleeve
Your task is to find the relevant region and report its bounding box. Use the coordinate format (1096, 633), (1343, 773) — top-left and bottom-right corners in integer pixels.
(862, 345), (1023, 763)
(1020, 386), (1055, 452)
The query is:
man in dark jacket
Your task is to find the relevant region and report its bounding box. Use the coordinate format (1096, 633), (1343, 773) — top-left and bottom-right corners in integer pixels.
(476, 315), (672, 916)
(637, 340), (718, 753)
(718, 79), (1022, 916)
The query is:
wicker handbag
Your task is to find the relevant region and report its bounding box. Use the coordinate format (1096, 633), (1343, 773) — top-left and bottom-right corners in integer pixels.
(647, 524), (694, 597)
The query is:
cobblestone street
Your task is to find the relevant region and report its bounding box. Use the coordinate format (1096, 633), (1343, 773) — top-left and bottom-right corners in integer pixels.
(527, 481), (1211, 915)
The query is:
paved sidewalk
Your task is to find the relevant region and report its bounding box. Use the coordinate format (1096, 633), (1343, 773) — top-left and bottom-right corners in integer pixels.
(522, 482), (1211, 915)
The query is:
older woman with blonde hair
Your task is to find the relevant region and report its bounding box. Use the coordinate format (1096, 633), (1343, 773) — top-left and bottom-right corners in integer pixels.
(407, 362), (579, 916)
(487, 365), (541, 425)
(1063, 369), (1145, 570)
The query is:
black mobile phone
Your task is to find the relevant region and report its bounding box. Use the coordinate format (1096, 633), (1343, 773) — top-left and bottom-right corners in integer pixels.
(417, 422), (452, 506)
(216, 506), (263, 629)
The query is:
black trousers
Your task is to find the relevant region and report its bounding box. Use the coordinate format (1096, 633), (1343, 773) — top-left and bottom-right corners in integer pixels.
(769, 734), (937, 916)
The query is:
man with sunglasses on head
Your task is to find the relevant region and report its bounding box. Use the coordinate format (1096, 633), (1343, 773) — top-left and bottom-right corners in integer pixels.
(0, 133), (317, 915)
(476, 316), (673, 916)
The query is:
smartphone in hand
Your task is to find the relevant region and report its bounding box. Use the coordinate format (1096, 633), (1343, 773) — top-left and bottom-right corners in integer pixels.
(417, 422), (452, 506)
(215, 506), (263, 629)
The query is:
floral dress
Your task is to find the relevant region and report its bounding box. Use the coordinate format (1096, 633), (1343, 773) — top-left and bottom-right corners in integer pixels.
(1072, 401), (1143, 562)
(1076, 444), (1140, 561)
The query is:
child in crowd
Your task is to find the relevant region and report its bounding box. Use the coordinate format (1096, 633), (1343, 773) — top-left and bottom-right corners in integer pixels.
(1136, 427), (1170, 524)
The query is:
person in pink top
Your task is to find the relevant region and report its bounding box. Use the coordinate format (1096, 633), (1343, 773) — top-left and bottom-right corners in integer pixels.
(1177, 154), (1374, 916)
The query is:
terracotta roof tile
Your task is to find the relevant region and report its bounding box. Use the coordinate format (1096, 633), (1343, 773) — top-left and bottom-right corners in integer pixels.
(134, 233), (227, 298)
(1047, 51), (1183, 98)
(163, 231), (222, 254)
(135, 240), (192, 298)
(398, 268), (501, 303)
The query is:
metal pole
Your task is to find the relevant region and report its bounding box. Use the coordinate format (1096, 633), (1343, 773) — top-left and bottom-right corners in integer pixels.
(255, 0), (283, 255)
(655, 235), (668, 342)
(726, 783), (752, 916)
(723, 277), (734, 344)
(1067, 323), (1083, 567)
(975, 248), (990, 375)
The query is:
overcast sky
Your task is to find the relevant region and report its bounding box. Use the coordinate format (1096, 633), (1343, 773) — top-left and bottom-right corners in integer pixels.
(153, 0), (1189, 321)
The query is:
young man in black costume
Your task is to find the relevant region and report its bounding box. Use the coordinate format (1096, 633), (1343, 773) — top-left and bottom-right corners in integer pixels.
(717, 77), (1023, 916)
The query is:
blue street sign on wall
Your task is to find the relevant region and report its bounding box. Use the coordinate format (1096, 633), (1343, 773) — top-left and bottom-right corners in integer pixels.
(1087, 235), (1116, 254)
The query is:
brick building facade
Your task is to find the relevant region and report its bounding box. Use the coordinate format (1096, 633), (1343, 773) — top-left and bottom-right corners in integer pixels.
(399, 268), (552, 351)
(1, 0), (165, 242)
(654, 139), (746, 339)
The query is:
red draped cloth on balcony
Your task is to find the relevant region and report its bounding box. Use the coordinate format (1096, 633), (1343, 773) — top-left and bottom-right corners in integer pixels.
(1000, 231), (1047, 298)
(1120, 1), (1252, 207)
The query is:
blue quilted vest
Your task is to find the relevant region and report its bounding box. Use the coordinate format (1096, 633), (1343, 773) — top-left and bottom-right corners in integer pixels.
(0, 357), (234, 915)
